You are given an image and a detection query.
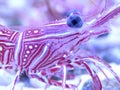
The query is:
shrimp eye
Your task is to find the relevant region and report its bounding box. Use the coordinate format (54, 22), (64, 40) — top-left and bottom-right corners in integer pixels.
(67, 14), (83, 28)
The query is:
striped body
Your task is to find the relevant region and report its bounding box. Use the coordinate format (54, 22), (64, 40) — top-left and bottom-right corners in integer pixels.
(0, 21), (87, 71)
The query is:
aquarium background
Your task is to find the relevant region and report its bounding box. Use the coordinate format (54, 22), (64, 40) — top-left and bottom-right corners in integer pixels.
(0, 0), (120, 90)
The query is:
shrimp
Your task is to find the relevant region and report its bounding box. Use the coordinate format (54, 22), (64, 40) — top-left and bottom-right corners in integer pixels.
(0, 1), (120, 90)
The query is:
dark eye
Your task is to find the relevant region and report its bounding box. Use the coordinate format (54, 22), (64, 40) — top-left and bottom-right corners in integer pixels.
(67, 11), (83, 28)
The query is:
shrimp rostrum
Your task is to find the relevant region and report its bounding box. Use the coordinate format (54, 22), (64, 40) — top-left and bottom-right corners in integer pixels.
(0, 2), (120, 90)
